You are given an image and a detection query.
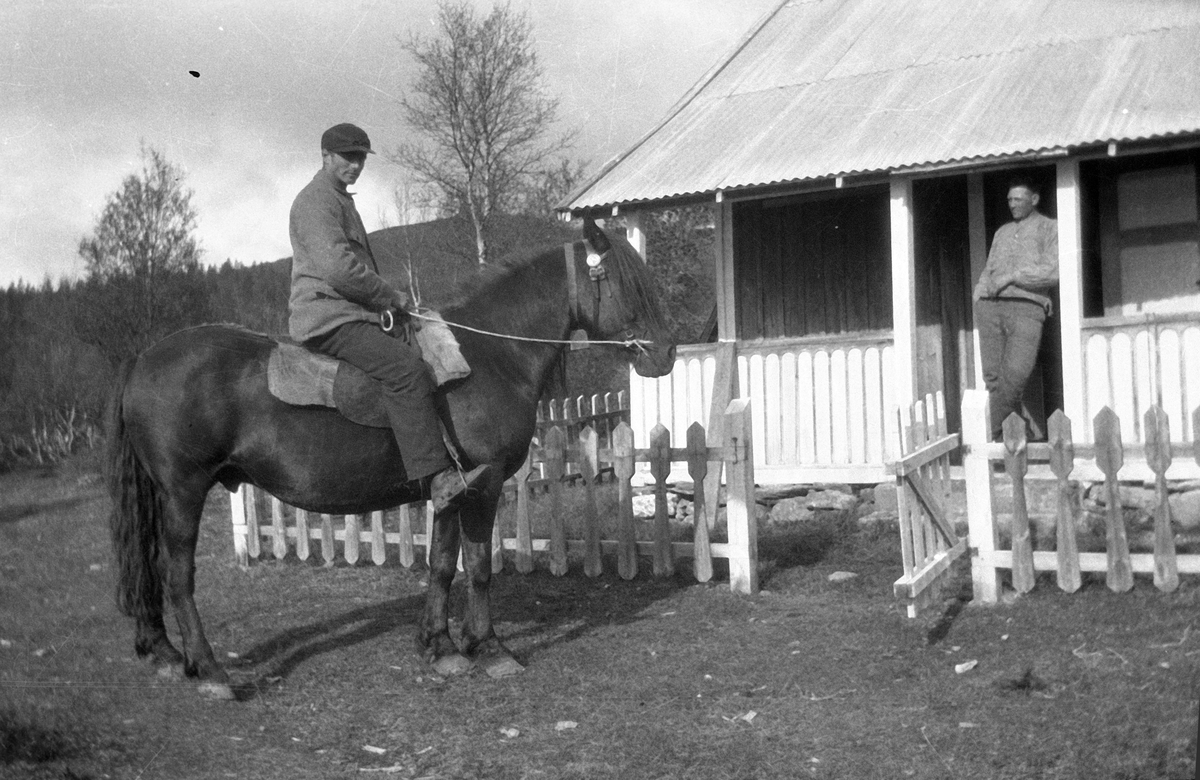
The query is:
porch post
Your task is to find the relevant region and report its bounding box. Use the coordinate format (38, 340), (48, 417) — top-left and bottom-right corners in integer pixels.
(704, 199), (739, 531)
(623, 209), (647, 261)
(889, 177), (917, 410)
(712, 199), (736, 340)
(967, 173), (988, 389)
(1056, 160), (1086, 428)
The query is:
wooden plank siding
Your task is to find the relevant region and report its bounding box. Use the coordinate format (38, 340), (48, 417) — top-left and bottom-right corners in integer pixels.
(733, 187), (893, 340)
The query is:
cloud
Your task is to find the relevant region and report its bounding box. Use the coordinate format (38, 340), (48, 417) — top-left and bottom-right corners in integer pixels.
(0, 0), (778, 287)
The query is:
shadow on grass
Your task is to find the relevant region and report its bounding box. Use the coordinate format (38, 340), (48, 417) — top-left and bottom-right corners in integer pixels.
(232, 561), (688, 696)
(234, 593), (426, 693)
(485, 564), (691, 655)
(0, 708), (77, 765)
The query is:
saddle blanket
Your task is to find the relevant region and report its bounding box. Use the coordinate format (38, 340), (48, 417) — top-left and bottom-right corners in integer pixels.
(267, 311), (470, 429)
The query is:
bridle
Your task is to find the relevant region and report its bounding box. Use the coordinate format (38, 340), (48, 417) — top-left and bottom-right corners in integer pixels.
(565, 238), (610, 332)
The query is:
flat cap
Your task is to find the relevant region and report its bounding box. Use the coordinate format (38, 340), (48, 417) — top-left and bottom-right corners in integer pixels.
(321, 123), (374, 154)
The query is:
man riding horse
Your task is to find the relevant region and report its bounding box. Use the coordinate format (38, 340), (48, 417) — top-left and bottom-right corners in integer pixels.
(289, 122), (489, 511)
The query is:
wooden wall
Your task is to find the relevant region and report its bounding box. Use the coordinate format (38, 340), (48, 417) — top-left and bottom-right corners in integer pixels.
(732, 187), (892, 340)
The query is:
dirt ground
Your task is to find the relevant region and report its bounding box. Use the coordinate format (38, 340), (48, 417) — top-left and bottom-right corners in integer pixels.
(1, 452), (1197, 779)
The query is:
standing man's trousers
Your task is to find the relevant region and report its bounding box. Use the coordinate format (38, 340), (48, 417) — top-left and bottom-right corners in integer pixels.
(975, 298), (1046, 441)
(307, 320), (452, 480)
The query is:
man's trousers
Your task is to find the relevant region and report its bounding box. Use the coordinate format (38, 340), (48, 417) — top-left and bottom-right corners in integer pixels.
(975, 298), (1047, 441)
(308, 320), (452, 481)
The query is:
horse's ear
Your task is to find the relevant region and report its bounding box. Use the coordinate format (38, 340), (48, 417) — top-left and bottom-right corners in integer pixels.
(583, 216), (611, 254)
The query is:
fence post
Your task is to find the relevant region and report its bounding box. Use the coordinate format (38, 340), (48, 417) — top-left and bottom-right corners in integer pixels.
(230, 486), (249, 569)
(398, 503), (415, 568)
(724, 398), (758, 595)
(344, 514), (360, 565)
(612, 423), (638, 580)
(650, 423), (675, 577)
(321, 513), (335, 565)
(704, 343), (737, 532)
(1047, 410), (1081, 593)
(582, 425), (605, 578)
(962, 390), (1000, 604)
(514, 446), (535, 574)
(895, 403), (920, 582)
(271, 496), (287, 560)
(491, 517), (504, 574)
(1094, 407), (1133, 592)
(295, 509), (311, 562)
(1002, 413), (1035, 593)
(245, 486), (261, 560)
(545, 426), (569, 576)
(687, 421), (713, 583)
(370, 511), (386, 566)
(1145, 406), (1179, 593)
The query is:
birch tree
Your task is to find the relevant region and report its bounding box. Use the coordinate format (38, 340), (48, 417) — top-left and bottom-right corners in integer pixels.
(392, 1), (571, 263)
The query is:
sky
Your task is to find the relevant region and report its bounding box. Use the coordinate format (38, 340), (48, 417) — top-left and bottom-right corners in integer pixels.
(0, 0), (780, 288)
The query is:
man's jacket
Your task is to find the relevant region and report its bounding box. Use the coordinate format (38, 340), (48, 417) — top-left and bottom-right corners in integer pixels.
(288, 170), (400, 342)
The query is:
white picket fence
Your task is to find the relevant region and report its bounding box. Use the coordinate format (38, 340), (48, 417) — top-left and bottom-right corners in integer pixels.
(229, 399), (761, 594)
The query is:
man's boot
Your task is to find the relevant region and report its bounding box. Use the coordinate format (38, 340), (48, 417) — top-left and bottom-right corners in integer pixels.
(429, 464), (492, 513)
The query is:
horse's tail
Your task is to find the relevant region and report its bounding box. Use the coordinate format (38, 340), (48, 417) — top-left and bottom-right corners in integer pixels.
(104, 358), (164, 622)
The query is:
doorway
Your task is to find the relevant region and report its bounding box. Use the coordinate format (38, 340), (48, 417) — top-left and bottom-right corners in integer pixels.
(912, 175), (972, 437)
(979, 166), (1063, 437)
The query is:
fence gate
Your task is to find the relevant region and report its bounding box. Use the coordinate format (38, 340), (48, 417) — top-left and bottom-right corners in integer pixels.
(887, 392), (968, 617)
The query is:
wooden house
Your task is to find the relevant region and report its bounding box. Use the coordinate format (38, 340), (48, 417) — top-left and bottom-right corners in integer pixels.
(559, 0), (1200, 484)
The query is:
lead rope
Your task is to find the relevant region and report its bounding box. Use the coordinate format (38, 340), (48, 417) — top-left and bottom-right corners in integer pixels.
(387, 243), (653, 356)
(400, 310), (650, 353)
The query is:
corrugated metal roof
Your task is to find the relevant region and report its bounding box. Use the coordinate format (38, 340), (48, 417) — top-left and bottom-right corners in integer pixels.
(563, 0), (1200, 212)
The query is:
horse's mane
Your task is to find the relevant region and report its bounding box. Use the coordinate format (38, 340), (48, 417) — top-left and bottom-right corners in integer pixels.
(448, 230), (667, 332)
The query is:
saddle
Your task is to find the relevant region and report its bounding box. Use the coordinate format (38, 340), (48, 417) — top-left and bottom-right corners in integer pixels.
(267, 311), (471, 429)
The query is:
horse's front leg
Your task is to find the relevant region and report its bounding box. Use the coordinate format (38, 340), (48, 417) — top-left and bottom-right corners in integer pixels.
(459, 495), (523, 678)
(416, 505), (472, 676)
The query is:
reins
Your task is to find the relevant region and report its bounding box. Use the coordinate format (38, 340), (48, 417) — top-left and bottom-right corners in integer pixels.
(406, 310), (651, 353)
(382, 241), (654, 355)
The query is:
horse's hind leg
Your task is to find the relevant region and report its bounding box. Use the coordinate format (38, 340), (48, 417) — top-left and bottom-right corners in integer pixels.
(135, 610), (186, 681)
(416, 506), (472, 676)
(161, 481), (234, 700)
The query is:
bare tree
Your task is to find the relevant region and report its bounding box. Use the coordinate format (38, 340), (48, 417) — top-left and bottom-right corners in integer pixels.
(76, 144), (208, 361)
(391, 0), (573, 263)
(512, 157), (590, 218)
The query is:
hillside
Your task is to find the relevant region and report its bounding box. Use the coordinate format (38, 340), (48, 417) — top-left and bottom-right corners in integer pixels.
(370, 215), (576, 305)
(206, 214), (579, 335)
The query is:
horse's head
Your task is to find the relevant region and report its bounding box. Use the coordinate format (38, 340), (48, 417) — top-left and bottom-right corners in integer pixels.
(571, 218), (676, 378)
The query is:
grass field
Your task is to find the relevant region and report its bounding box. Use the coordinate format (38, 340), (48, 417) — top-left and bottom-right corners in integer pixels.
(1, 452), (1197, 779)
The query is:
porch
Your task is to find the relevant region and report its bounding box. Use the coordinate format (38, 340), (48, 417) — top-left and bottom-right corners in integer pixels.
(621, 148), (1200, 478)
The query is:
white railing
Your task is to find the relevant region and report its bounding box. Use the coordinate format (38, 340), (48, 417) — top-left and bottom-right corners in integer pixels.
(1081, 312), (1200, 443)
(630, 335), (897, 483)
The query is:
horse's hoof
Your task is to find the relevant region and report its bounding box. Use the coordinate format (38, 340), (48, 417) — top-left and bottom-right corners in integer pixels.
(470, 638), (524, 679)
(431, 654), (473, 677)
(155, 662), (186, 681)
(197, 681), (236, 701)
(481, 655), (524, 679)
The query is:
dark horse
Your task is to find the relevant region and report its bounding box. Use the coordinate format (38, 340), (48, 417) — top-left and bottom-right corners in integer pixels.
(106, 218), (675, 699)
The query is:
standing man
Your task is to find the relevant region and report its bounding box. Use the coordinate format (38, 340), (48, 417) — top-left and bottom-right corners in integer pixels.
(973, 178), (1060, 441)
(288, 122), (489, 510)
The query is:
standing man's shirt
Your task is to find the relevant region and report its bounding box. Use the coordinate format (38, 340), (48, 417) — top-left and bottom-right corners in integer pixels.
(973, 211), (1059, 312)
(288, 171), (399, 343)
